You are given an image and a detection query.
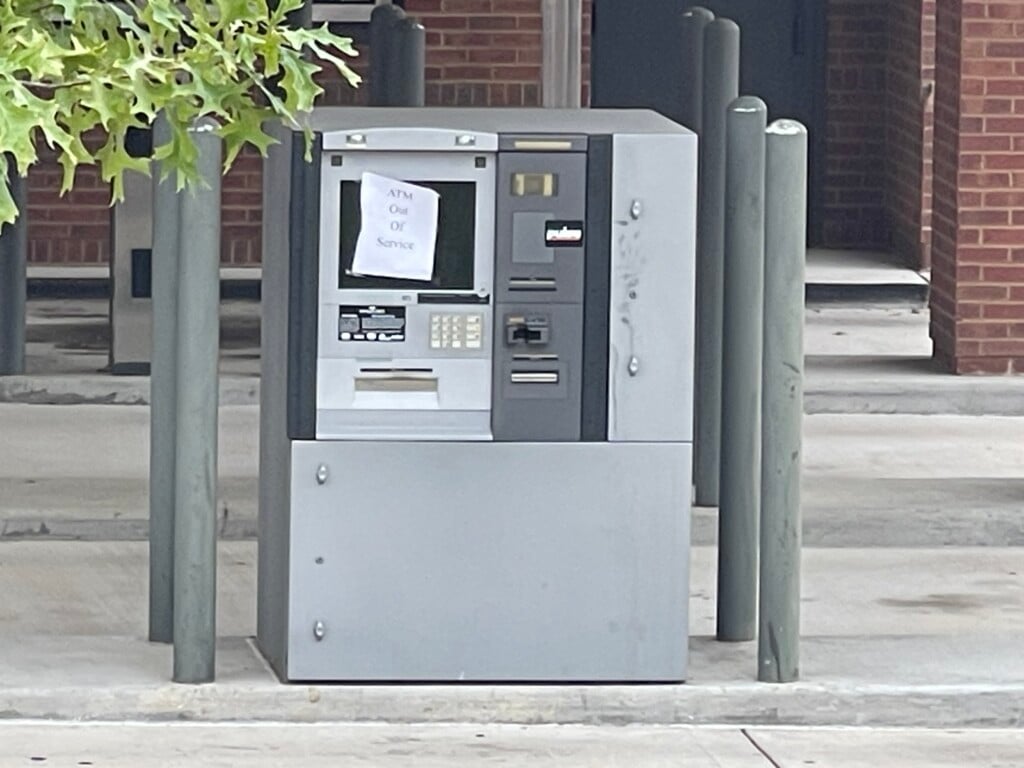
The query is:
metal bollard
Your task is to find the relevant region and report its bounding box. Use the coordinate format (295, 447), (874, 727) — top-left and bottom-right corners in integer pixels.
(718, 96), (767, 643)
(172, 120), (222, 684)
(149, 114), (181, 644)
(390, 18), (426, 107)
(693, 18), (740, 508)
(679, 7), (714, 133)
(369, 3), (405, 107)
(0, 162), (27, 375)
(759, 119), (807, 684)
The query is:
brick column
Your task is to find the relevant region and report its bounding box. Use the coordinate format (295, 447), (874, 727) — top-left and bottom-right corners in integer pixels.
(885, 0), (934, 270)
(823, 0), (889, 249)
(931, 0), (1024, 374)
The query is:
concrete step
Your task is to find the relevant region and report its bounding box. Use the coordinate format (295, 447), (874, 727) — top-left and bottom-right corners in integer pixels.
(805, 249), (929, 307)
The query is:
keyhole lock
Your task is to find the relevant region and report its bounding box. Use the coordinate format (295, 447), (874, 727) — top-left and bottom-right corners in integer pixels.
(315, 464), (329, 485)
(313, 620), (326, 641)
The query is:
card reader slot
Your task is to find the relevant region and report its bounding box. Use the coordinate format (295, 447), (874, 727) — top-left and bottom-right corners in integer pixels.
(512, 354), (559, 362)
(510, 371), (560, 385)
(508, 277), (557, 291)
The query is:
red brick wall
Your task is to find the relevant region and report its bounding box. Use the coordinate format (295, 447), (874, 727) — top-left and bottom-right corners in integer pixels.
(411, 0), (542, 107)
(825, 0), (937, 266)
(26, 156), (108, 265)
(26, 1), (588, 267)
(931, 0), (1024, 374)
(823, 0), (889, 249)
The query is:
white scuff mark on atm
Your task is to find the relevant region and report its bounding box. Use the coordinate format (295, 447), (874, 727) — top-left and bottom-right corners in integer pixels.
(615, 227), (641, 376)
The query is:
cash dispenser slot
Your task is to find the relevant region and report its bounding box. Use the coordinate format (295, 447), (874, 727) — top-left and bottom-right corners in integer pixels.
(355, 368), (439, 393)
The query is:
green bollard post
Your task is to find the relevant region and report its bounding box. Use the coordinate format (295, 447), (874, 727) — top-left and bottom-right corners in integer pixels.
(693, 18), (740, 509)
(718, 96), (767, 643)
(172, 120), (222, 684)
(758, 119), (807, 684)
(149, 114), (181, 644)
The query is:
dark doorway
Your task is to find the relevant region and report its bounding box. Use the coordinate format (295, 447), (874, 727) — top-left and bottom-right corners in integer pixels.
(591, 0), (826, 244)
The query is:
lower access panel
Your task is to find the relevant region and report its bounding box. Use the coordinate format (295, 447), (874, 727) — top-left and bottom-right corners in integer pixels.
(286, 440), (691, 682)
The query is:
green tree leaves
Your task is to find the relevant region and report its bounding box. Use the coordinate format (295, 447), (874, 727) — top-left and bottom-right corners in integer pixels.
(0, 0), (360, 224)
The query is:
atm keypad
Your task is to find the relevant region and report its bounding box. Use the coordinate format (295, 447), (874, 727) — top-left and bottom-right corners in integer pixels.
(430, 313), (483, 350)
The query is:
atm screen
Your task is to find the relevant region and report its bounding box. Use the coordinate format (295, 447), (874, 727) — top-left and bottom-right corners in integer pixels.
(339, 180), (477, 290)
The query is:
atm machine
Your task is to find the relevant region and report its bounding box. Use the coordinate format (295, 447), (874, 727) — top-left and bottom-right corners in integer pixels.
(258, 107), (697, 682)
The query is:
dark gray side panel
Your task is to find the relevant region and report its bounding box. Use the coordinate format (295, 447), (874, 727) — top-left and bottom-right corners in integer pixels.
(581, 135), (612, 442)
(257, 121), (297, 680)
(492, 149), (587, 442)
(286, 134), (321, 440)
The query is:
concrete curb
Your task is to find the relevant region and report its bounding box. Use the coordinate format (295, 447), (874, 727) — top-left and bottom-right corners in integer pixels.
(5, 507), (1023, 547)
(0, 376), (259, 406)
(806, 379), (1024, 416)
(2, 679), (1022, 729)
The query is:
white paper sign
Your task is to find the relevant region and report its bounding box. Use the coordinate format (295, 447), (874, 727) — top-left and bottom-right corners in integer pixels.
(351, 172), (440, 281)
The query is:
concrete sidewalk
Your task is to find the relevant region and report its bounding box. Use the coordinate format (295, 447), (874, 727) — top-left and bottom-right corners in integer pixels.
(6, 723), (1024, 767)
(1, 542), (1023, 727)
(1, 402), (1023, 728)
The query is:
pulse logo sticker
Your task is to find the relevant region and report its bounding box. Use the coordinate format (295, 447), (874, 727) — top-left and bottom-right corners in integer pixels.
(545, 221), (585, 248)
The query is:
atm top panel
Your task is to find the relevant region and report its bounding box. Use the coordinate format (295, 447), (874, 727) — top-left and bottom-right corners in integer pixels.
(307, 108), (694, 139)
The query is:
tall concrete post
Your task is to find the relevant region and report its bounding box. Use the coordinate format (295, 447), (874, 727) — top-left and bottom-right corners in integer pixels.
(542, 0), (582, 107)
(717, 97), (767, 642)
(172, 120), (222, 683)
(0, 163), (27, 375)
(759, 119), (807, 684)
(679, 7), (714, 133)
(149, 114), (181, 643)
(693, 19), (740, 508)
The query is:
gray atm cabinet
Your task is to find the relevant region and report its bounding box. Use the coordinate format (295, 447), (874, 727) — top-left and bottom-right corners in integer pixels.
(258, 108), (698, 683)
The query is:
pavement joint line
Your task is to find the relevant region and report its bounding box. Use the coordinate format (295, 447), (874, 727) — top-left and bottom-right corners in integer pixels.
(741, 728), (782, 767)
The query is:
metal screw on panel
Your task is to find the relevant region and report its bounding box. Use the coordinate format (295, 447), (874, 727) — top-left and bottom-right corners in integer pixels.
(315, 464), (329, 485)
(628, 356), (640, 377)
(313, 620), (326, 641)
(630, 200), (643, 220)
